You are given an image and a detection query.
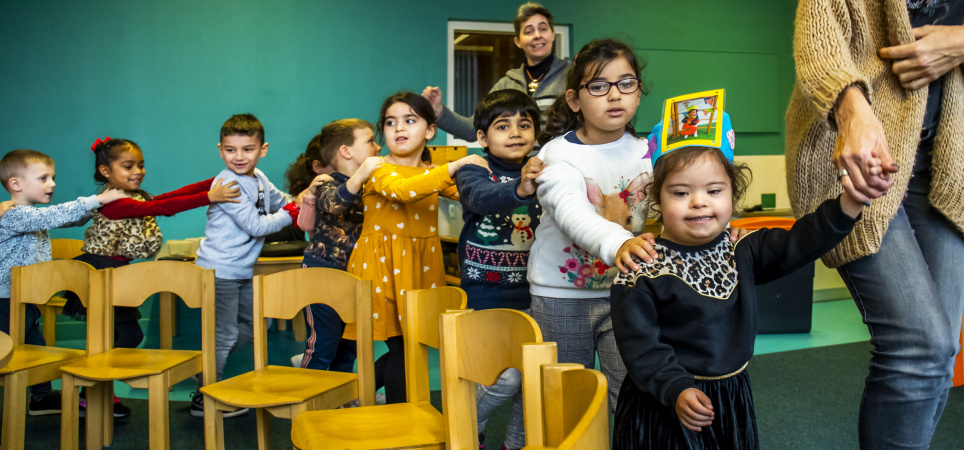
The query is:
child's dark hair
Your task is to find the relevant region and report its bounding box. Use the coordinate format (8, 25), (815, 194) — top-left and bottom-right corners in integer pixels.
(473, 89), (541, 153)
(0, 149), (54, 191)
(376, 91), (436, 164)
(221, 113), (265, 145)
(285, 119), (374, 195)
(514, 2), (554, 37)
(92, 138), (141, 184)
(646, 146), (751, 226)
(539, 39), (648, 146)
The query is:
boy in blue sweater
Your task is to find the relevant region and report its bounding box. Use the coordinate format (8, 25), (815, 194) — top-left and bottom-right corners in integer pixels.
(192, 114), (298, 417)
(455, 89), (543, 450)
(0, 149), (126, 415)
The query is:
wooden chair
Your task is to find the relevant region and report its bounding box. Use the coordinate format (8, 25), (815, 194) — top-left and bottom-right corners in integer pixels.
(290, 286), (467, 450)
(41, 239), (85, 345)
(200, 268), (375, 450)
(523, 364), (610, 450)
(440, 308), (558, 449)
(1, 260), (91, 450)
(59, 261), (216, 450)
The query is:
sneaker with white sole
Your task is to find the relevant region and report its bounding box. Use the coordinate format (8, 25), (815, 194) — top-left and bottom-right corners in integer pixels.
(28, 392), (62, 416)
(290, 352), (305, 367)
(190, 391), (249, 418)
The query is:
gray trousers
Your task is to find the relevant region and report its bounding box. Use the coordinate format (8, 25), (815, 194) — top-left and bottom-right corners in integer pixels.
(214, 277), (254, 377)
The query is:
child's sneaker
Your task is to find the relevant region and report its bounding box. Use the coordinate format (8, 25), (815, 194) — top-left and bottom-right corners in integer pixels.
(478, 432), (485, 449)
(290, 352), (305, 367)
(190, 391), (249, 418)
(78, 393), (131, 418)
(28, 391), (62, 416)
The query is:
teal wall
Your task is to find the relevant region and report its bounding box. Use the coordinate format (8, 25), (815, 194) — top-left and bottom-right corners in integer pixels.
(0, 0), (797, 240)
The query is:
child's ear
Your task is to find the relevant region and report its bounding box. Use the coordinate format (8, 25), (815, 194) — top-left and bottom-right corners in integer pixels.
(425, 124), (437, 141)
(311, 159), (328, 175)
(260, 142), (269, 157)
(565, 89), (581, 113)
(338, 144), (353, 161)
(476, 130), (489, 148)
(97, 165), (111, 180)
(7, 177), (21, 192)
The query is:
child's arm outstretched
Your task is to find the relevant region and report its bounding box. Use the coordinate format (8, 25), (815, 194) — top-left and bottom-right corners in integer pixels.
(0, 190), (128, 233)
(372, 155), (488, 202)
(99, 178), (240, 220)
(535, 161), (633, 266)
(456, 157), (538, 216)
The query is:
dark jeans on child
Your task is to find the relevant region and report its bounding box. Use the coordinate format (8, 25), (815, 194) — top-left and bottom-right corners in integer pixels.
(0, 298), (53, 401)
(300, 253), (357, 373)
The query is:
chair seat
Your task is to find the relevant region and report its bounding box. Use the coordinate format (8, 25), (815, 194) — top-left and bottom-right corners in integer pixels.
(291, 402), (443, 449)
(0, 344), (85, 374)
(200, 365), (358, 409)
(60, 348), (201, 380)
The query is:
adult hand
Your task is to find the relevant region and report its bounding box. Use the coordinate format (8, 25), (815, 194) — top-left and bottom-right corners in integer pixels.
(833, 86), (898, 203)
(421, 86), (445, 119)
(879, 25), (964, 91)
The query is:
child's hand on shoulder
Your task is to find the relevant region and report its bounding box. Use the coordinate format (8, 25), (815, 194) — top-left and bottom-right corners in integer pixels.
(209, 179), (242, 204)
(449, 155), (490, 178)
(726, 227), (749, 242)
(615, 233), (660, 273)
(297, 174), (334, 203)
(517, 156), (544, 197)
(357, 157), (385, 179)
(676, 388), (715, 432)
(96, 189), (129, 205)
(0, 200), (15, 218)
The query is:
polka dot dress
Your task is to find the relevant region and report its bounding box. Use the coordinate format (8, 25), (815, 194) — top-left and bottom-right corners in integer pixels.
(345, 163), (459, 340)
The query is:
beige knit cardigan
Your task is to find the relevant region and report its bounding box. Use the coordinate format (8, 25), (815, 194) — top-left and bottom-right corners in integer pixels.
(786, 0), (964, 268)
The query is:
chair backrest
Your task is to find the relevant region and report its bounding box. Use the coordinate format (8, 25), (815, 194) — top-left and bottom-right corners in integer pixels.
(50, 239), (84, 260)
(402, 287), (467, 405)
(439, 308), (557, 448)
(9, 259), (93, 346)
(528, 364), (610, 450)
(252, 267), (375, 404)
(90, 261), (216, 384)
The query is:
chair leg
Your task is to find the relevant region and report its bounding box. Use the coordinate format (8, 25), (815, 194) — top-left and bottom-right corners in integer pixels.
(43, 305), (57, 345)
(2, 371), (27, 450)
(60, 374), (79, 450)
(148, 374), (171, 450)
(85, 381), (108, 450)
(256, 408), (272, 450)
(203, 395), (225, 450)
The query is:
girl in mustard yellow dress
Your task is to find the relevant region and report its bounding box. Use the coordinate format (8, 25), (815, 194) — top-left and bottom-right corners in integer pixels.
(348, 91), (488, 403)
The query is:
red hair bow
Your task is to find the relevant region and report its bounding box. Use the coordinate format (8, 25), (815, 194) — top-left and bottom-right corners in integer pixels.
(91, 136), (111, 152)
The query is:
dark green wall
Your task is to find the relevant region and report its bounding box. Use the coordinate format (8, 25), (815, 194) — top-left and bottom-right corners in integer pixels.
(0, 0), (797, 240)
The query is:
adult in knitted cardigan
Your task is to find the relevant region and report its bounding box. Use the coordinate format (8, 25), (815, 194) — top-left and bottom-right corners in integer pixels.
(787, 1), (964, 448)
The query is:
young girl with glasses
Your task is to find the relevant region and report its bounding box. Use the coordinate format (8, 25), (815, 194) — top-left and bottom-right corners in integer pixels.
(527, 38), (656, 411)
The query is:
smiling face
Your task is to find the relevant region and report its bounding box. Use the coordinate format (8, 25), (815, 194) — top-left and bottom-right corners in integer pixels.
(99, 148), (145, 191)
(658, 153), (733, 246)
(218, 134), (268, 177)
(565, 56), (641, 145)
(17, 162), (57, 205)
(383, 102), (436, 160)
(514, 14), (555, 65)
(478, 111), (535, 164)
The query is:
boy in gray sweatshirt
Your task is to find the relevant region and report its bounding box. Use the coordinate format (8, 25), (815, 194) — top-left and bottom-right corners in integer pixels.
(192, 114), (298, 417)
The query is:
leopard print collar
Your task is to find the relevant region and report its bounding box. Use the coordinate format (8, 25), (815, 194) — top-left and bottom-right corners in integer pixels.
(613, 232), (739, 300)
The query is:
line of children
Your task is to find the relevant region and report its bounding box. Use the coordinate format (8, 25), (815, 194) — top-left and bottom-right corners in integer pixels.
(609, 114), (881, 448)
(0, 149), (127, 415)
(456, 89), (543, 450)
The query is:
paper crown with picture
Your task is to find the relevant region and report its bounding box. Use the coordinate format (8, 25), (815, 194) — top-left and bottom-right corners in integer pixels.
(647, 89), (735, 165)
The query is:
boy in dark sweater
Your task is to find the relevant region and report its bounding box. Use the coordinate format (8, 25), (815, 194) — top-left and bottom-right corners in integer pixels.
(455, 89), (543, 450)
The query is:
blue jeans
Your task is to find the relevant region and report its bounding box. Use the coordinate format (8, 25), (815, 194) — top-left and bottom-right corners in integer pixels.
(213, 278), (254, 378)
(300, 253), (357, 373)
(837, 141), (964, 449)
(0, 299), (53, 400)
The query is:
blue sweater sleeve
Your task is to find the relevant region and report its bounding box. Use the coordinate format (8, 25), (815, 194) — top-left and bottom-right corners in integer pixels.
(456, 165), (537, 216)
(215, 197), (292, 237)
(0, 196), (99, 234)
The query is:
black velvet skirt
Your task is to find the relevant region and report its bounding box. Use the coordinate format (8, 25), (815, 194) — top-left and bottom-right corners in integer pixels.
(61, 253), (142, 323)
(612, 369), (758, 450)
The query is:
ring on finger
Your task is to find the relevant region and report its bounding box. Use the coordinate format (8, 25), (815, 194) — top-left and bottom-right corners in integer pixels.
(837, 168), (849, 180)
